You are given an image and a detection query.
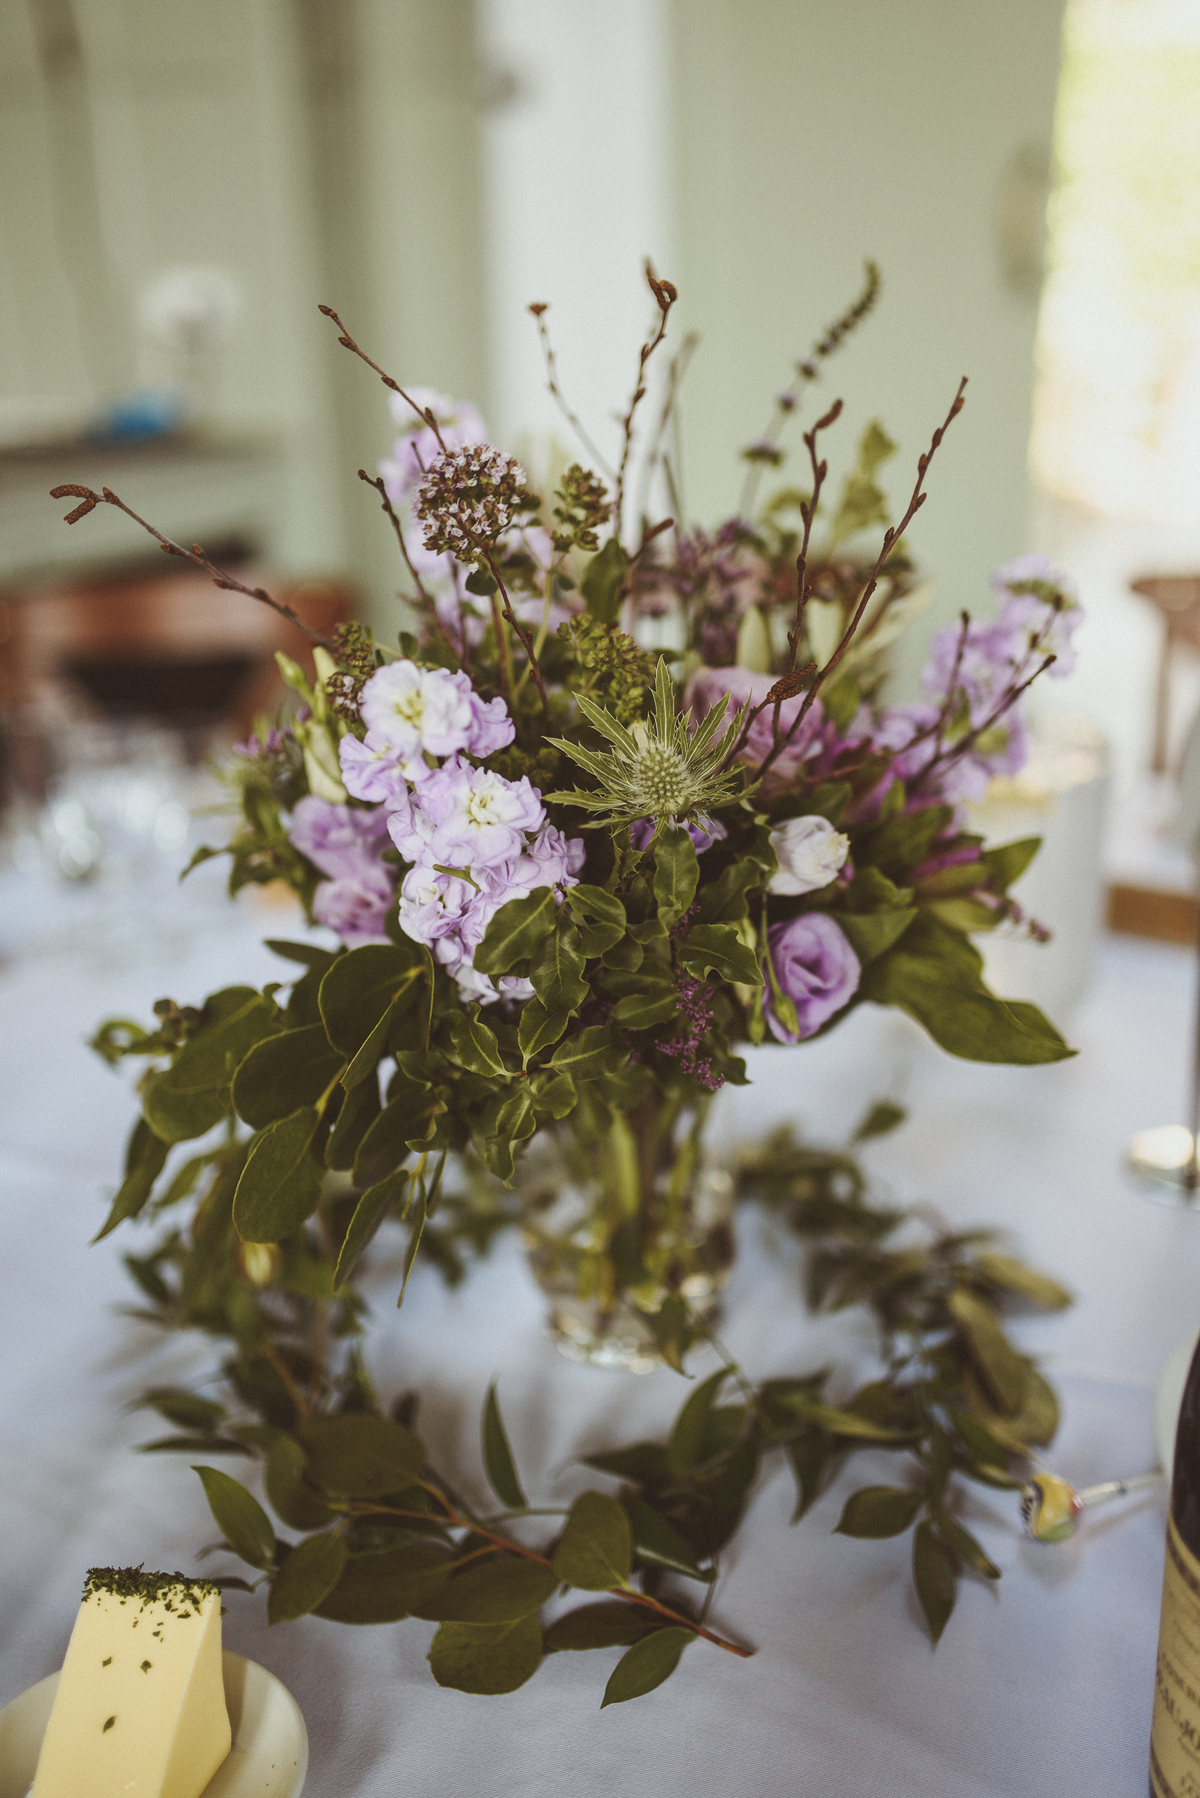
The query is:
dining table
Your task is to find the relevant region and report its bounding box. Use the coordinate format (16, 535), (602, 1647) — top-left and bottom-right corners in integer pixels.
(0, 852), (1195, 1798)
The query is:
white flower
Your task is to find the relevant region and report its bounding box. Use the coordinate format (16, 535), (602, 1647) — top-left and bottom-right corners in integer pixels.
(767, 814), (850, 896)
(358, 661), (476, 761)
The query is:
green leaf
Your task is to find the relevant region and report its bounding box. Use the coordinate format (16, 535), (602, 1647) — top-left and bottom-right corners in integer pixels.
(981, 836), (1041, 891)
(428, 1615), (544, 1694)
(299, 1413), (426, 1496)
(788, 1400), (914, 1443)
(265, 938), (340, 971)
(973, 1252), (1071, 1310)
(144, 987), (277, 1143)
(696, 859), (761, 924)
(932, 1508), (1000, 1579)
(334, 1170), (409, 1287)
(835, 1485), (924, 1539)
(677, 923), (763, 987)
(324, 1073), (381, 1171)
(947, 1408), (1011, 1471)
(549, 1027), (628, 1082)
(475, 887), (557, 976)
(482, 1384), (526, 1510)
(232, 1108), (324, 1242)
(265, 1435), (336, 1531)
(622, 1490), (712, 1581)
(787, 1432), (829, 1522)
(544, 1601), (658, 1653)
(318, 943), (429, 1060)
(94, 1119), (169, 1241)
(862, 937), (1074, 1065)
(268, 1531), (348, 1624)
(139, 1387), (226, 1432)
(232, 1025), (343, 1129)
(947, 1289), (1029, 1414)
(518, 1000), (569, 1062)
(567, 884), (626, 956)
(601, 1627), (695, 1707)
(851, 1099), (907, 1142)
(653, 829), (700, 928)
(352, 1080), (440, 1186)
(553, 1490), (633, 1590)
(315, 1543), (451, 1624)
(443, 1009), (508, 1077)
(667, 1369), (732, 1478)
(913, 1519), (957, 1643)
(192, 1465), (276, 1572)
(530, 923), (589, 1012)
(419, 1555), (557, 1623)
(534, 1069), (577, 1119)
(609, 991), (679, 1030)
(836, 908), (917, 967)
(580, 537), (630, 623)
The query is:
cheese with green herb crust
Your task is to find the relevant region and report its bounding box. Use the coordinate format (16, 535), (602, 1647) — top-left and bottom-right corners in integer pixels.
(31, 1568), (231, 1798)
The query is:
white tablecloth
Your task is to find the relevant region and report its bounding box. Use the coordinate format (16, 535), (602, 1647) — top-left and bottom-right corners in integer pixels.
(1, 867), (1195, 1798)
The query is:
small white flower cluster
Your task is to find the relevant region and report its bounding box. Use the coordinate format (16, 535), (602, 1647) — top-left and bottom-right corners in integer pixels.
(414, 444), (528, 563)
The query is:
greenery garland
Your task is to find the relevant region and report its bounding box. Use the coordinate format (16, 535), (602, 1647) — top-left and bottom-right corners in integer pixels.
(98, 1070), (1069, 1705)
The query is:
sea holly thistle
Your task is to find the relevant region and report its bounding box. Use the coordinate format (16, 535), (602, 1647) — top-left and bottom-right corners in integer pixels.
(546, 658), (749, 833)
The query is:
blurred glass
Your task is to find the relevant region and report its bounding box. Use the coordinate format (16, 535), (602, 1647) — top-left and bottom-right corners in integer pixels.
(34, 720), (191, 886)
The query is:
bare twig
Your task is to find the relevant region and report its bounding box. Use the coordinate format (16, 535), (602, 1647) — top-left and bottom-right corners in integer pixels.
(913, 653), (1054, 794)
(49, 485), (337, 650)
(752, 377), (968, 785)
(528, 302), (617, 481)
(635, 330), (699, 529)
(319, 305), (448, 451)
(614, 264), (678, 540)
(738, 260), (881, 522)
(357, 469), (464, 670)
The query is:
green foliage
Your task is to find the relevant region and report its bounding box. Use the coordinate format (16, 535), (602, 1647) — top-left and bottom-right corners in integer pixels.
(580, 538), (630, 624)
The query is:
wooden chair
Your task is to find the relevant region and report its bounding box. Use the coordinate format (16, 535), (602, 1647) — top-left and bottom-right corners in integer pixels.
(1131, 574), (1200, 773)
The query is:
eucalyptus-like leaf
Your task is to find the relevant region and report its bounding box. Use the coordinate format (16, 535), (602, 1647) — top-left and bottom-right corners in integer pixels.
(932, 1507), (1001, 1579)
(946, 1288), (1029, 1415)
(232, 1025), (343, 1129)
(835, 1485), (924, 1539)
(418, 1555), (556, 1623)
(265, 1435), (336, 1532)
(94, 1119), (169, 1241)
(334, 1170), (409, 1288)
(482, 1384), (526, 1510)
(544, 1601), (658, 1653)
(143, 987), (278, 1144)
(268, 1531), (348, 1625)
(316, 1543), (452, 1625)
(192, 1465), (276, 1572)
(601, 1626), (695, 1707)
(621, 1489), (713, 1582)
(232, 1108), (323, 1243)
(913, 1519), (957, 1644)
(428, 1615), (543, 1695)
(667, 1369), (732, 1478)
(553, 1490), (633, 1591)
(299, 1413), (426, 1496)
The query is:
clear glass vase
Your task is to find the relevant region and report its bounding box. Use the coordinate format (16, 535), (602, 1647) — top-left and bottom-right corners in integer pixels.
(516, 1103), (735, 1373)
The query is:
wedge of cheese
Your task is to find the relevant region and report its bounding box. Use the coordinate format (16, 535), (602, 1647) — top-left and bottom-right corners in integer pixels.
(31, 1567), (231, 1798)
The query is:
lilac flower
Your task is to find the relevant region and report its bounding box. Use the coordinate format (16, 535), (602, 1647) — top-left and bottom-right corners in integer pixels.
(358, 661), (515, 765)
(288, 795), (392, 883)
(338, 731), (417, 806)
(312, 870), (394, 945)
(923, 619), (1025, 729)
(379, 389), (487, 504)
(992, 553), (1082, 677)
(766, 913), (861, 1042)
(629, 816), (728, 854)
(388, 755), (543, 871)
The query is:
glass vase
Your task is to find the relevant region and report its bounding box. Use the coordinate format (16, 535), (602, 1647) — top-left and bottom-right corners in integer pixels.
(516, 1101), (735, 1373)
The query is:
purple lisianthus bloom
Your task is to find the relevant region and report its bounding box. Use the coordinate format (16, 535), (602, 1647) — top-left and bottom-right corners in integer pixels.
(312, 870), (394, 945)
(289, 795), (392, 882)
(766, 913), (861, 1042)
(629, 816), (728, 854)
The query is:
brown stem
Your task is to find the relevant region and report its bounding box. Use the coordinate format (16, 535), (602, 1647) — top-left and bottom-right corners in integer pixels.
(49, 486), (337, 650)
(635, 331), (699, 529)
(528, 303), (617, 481)
(357, 470), (464, 670)
(361, 1484), (754, 1659)
(752, 377), (968, 786)
(912, 653), (1053, 794)
(319, 306), (448, 452)
(483, 550), (552, 726)
(615, 264), (678, 540)
(262, 1345), (311, 1420)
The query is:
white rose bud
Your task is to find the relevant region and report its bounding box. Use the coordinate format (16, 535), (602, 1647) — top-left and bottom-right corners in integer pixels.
(767, 814), (850, 895)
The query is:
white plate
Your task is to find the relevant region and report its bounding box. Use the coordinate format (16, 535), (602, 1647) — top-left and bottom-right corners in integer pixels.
(1154, 1326), (1200, 1481)
(0, 1650), (307, 1798)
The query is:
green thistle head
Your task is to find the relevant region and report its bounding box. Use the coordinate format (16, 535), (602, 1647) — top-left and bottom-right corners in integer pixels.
(545, 658), (748, 831)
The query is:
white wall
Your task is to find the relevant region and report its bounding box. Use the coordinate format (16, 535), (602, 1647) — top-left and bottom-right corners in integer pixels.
(476, 0), (674, 468)
(668, 0), (1066, 694)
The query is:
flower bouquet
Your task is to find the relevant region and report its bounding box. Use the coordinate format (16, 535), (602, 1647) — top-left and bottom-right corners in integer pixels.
(66, 265), (1077, 1379)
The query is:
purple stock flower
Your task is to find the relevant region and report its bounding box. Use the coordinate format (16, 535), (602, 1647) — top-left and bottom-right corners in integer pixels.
(388, 755), (544, 871)
(312, 871), (394, 945)
(289, 796), (392, 883)
(766, 913), (861, 1042)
